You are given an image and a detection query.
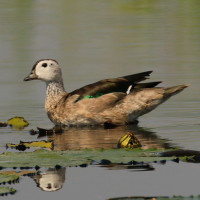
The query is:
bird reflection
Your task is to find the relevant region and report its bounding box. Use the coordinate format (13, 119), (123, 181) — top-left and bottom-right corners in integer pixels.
(37, 125), (173, 151)
(27, 126), (174, 192)
(32, 167), (66, 192)
(127, 124), (173, 150)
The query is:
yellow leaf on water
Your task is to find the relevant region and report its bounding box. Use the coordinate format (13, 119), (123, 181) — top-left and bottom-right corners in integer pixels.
(7, 116), (29, 129)
(23, 141), (53, 149)
(6, 140), (53, 150)
(117, 132), (142, 149)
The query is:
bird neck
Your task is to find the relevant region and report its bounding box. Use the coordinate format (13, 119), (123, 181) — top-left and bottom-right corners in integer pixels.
(46, 80), (66, 98)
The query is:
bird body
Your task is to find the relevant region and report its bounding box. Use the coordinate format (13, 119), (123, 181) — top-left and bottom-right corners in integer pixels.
(24, 59), (188, 127)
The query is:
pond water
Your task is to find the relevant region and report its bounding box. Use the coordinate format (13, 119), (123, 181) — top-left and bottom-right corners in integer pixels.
(6, 162), (200, 200)
(0, 0), (200, 199)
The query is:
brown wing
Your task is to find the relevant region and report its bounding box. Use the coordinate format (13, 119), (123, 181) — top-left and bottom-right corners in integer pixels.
(68, 71), (160, 99)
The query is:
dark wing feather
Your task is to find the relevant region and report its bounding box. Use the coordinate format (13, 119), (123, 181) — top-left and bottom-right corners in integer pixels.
(68, 71), (155, 98)
(134, 81), (162, 89)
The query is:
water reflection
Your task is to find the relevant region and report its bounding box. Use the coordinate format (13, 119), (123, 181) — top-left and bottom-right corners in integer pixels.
(128, 125), (173, 150)
(29, 163), (154, 193)
(100, 162), (155, 171)
(32, 167), (66, 192)
(36, 125), (173, 150)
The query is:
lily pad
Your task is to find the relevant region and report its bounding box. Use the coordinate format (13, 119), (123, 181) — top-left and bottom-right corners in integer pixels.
(6, 140), (53, 151)
(0, 173), (19, 185)
(0, 170), (36, 177)
(8, 116), (29, 129)
(0, 147), (199, 168)
(0, 148), (174, 168)
(0, 186), (16, 196)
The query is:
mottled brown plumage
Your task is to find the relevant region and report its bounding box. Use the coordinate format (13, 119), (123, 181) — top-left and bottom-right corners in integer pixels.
(24, 59), (189, 127)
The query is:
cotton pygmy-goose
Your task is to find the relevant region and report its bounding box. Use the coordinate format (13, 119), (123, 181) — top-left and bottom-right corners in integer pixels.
(24, 59), (188, 127)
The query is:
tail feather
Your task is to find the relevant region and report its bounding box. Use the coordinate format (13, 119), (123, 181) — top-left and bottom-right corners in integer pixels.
(120, 84), (188, 124)
(164, 84), (189, 98)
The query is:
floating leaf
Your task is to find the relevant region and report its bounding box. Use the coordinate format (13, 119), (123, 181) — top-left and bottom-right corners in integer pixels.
(22, 141), (53, 149)
(6, 140), (53, 150)
(117, 132), (142, 149)
(0, 122), (7, 127)
(0, 170), (36, 178)
(0, 186), (16, 196)
(0, 173), (19, 185)
(0, 148), (199, 168)
(6, 143), (27, 151)
(0, 148), (176, 168)
(7, 116), (29, 129)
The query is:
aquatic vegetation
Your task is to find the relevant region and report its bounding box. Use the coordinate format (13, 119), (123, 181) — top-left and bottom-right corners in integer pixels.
(0, 171), (35, 196)
(0, 122), (7, 127)
(0, 116), (29, 129)
(0, 124), (200, 197)
(0, 173), (19, 196)
(0, 186), (16, 196)
(0, 148), (192, 168)
(6, 140), (53, 151)
(117, 132), (142, 149)
(0, 173), (19, 185)
(7, 116), (29, 129)
(0, 147), (200, 169)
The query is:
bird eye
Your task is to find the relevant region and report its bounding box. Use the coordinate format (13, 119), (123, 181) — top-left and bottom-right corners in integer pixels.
(42, 63), (47, 67)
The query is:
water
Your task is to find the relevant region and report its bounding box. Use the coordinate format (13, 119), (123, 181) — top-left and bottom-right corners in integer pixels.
(6, 163), (200, 200)
(0, 0), (200, 199)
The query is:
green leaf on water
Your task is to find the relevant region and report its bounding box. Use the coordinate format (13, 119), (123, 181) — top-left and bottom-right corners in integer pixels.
(0, 173), (19, 184)
(0, 148), (173, 168)
(0, 186), (16, 196)
(0, 148), (199, 168)
(0, 173), (18, 196)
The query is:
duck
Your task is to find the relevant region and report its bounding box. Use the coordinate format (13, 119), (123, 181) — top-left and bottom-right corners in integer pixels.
(24, 59), (188, 127)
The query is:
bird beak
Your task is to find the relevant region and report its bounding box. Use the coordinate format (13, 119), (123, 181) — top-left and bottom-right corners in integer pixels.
(24, 72), (38, 81)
